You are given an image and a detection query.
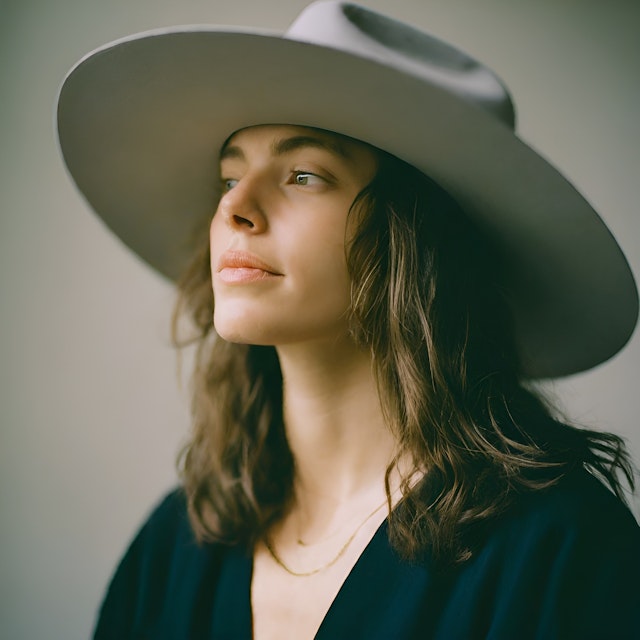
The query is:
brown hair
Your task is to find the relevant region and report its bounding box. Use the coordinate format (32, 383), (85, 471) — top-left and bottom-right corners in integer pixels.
(173, 147), (634, 563)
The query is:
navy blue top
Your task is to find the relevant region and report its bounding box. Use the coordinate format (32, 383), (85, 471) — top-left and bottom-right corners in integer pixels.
(94, 470), (640, 639)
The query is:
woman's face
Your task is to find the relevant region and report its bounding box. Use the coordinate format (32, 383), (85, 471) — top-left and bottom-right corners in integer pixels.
(210, 124), (378, 347)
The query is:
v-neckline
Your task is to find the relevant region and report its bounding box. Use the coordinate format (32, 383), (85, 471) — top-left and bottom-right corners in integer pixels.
(210, 519), (389, 638)
(210, 518), (430, 639)
(313, 518), (391, 638)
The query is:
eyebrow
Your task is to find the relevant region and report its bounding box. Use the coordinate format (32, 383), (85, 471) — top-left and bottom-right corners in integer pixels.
(219, 134), (352, 162)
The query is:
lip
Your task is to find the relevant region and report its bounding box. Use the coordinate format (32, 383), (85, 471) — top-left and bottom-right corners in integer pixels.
(216, 250), (283, 284)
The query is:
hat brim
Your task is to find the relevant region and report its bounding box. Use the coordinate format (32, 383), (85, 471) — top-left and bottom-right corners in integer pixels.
(56, 26), (638, 378)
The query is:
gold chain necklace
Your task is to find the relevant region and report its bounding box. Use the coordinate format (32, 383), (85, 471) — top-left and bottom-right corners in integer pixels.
(264, 499), (389, 578)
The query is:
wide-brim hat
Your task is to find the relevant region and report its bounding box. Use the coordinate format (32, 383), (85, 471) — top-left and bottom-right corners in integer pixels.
(56, 0), (637, 378)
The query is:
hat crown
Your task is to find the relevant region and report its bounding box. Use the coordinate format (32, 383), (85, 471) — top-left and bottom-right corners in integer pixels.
(286, 1), (516, 128)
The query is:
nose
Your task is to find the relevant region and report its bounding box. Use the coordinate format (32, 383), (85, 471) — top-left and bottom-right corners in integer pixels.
(216, 174), (269, 234)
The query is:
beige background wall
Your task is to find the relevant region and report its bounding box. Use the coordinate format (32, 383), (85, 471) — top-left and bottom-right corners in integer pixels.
(1, 0), (638, 637)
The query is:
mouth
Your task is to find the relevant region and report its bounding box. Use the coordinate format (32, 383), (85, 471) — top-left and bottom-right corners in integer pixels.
(216, 250), (283, 284)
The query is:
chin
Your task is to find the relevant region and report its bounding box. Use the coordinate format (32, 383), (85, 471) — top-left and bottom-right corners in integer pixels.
(213, 311), (275, 346)
(214, 321), (259, 345)
(213, 302), (353, 347)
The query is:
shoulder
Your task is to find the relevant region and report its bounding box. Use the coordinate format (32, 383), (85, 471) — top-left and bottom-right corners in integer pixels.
(455, 469), (640, 639)
(496, 468), (639, 546)
(134, 487), (193, 548)
(475, 468), (640, 572)
(93, 488), (226, 639)
(116, 488), (200, 574)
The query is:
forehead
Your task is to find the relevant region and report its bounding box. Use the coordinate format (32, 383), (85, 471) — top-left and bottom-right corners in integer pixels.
(220, 124), (377, 163)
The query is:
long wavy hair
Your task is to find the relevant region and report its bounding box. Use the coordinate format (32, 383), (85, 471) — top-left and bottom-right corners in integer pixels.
(172, 145), (634, 563)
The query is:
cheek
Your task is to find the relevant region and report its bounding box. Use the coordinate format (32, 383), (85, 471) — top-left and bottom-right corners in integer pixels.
(209, 209), (222, 244)
(209, 211), (225, 267)
(287, 219), (352, 304)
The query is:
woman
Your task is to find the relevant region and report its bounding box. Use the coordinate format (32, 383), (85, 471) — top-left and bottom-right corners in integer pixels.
(57, 2), (640, 638)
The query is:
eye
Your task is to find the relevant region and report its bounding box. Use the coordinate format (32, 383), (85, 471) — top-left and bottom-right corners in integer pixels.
(292, 171), (324, 186)
(221, 178), (239, 192)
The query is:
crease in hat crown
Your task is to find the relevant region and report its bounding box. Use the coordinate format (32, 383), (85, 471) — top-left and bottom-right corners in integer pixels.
(286, 1), (515, 128)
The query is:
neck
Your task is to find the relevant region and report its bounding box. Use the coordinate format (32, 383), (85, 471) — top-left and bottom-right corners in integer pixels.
(276, 337), (398, 514)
